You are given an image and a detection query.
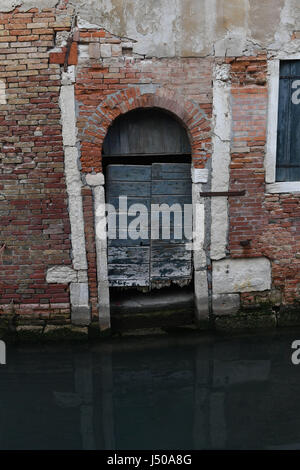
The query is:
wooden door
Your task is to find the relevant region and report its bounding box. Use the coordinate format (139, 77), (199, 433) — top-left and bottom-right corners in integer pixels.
(106, 163), (193, 288)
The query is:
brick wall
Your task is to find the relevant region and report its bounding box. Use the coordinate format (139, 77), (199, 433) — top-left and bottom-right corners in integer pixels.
(74, 28), (213, 173)
(0, 6), (72, 319)
(229, 56), (268, 258)
(229, 56), (300, 306)
(1, 5), (300, 326)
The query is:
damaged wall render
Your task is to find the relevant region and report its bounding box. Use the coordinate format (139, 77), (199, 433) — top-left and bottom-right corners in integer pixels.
(1, 0), (300, 334)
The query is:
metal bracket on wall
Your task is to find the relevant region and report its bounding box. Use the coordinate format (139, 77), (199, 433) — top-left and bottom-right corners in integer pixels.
(64, 15), (78, 72)
(200, 190), (246, 197)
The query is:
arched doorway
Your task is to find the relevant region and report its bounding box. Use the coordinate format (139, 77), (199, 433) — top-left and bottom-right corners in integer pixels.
(102, 108), (194, 330)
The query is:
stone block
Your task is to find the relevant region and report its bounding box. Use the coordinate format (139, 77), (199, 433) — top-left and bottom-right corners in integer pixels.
(70, 282), (91, 326)
(89, 43), (101, 59)
(194, 270), (209, 320)
(46, 266), (77, 284)
(213, 257), (271, 294)
(100, 44), (111, 57)
(86, 172), (105, 186)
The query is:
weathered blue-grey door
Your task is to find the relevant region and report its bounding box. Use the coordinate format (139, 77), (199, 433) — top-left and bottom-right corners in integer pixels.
(106, 163), (193, 288)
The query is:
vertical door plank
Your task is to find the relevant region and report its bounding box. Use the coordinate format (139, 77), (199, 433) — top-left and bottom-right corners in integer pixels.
(107, 165), (151, 287)
(150, 163), (193, 285)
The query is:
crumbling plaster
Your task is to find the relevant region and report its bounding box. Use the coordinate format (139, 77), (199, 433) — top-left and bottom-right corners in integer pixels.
(0, 0), (59, 11)
(1, 0), (299, 58)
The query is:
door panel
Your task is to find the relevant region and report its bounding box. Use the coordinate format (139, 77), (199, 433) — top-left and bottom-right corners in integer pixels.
(108, 264), (149, 287)
(150, 163), (192, 285)
(151, 260), (193, 280)
(108, 247), (150, 265)
(106, 163), (193, 288)
(106, 165), (152, 181)
(152, 180), (192, 195)
(152, 162), (191, 179)
(107, 181), (151, 197)
(107, 165), (151, 286)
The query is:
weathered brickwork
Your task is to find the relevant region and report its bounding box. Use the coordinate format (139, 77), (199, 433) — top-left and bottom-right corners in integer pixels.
(0, 6), (73, 318)
(75, 28), (213, 172)
(228, 57), (300, 306)
(229, 57), (268, 258)
(1, 1), (300, 331)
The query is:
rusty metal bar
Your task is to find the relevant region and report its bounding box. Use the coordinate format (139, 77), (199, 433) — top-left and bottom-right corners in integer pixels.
(64, 14), (77, 72)
(200, 190), (246, 197)
(64, 35), (74, 72)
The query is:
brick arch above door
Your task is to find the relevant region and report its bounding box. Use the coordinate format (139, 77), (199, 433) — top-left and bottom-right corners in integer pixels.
(79, 86), (212, 173)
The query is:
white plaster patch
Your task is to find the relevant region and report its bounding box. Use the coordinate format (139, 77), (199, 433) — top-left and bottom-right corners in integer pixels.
(191, 168), (209, 184)
(0, 80), (6, 105)
(59, 85), (77, 147)
(46, 266), (78, 284)
(86, 173), (105, 187)
(62, 66), (76, 86)
(212, 258), (272, 294)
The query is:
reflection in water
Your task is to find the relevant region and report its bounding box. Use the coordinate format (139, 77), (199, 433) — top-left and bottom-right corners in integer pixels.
(0, 330), (299, 450)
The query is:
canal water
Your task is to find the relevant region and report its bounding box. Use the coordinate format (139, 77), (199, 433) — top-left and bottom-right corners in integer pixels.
(0, 329), (300, 450)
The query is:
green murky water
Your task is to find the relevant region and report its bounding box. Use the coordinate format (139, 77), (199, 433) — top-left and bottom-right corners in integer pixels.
(0, 330), (299, 450)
